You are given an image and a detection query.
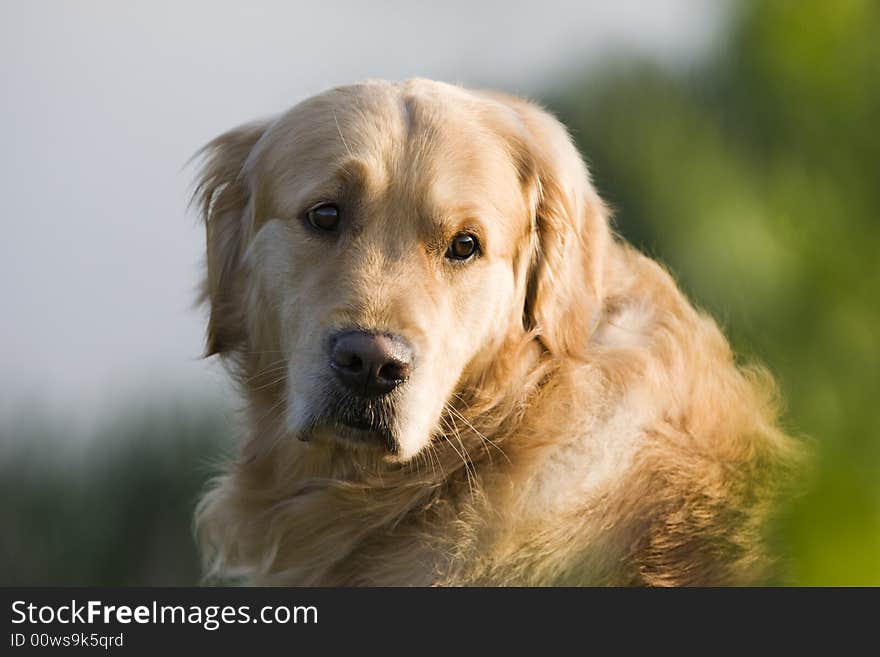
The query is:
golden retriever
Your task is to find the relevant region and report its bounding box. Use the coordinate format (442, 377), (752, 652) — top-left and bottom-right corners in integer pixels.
(193, 79), (799, 585)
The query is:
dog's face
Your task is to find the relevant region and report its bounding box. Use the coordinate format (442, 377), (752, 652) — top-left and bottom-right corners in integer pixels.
(197, 80), (608, 461)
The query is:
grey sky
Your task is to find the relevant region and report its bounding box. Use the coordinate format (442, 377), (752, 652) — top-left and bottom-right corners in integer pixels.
(0, 1), (723, 426)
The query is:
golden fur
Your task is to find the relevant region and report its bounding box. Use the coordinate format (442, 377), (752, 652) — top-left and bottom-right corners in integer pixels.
(193, 79), (799, 585)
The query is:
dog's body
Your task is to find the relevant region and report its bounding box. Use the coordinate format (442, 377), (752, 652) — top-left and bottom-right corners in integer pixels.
(194, 79), (798, 585)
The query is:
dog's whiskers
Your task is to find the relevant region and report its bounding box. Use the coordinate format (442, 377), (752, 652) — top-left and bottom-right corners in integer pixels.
(445, 401), (511, 465)
(421, 438), (444, 481)
(250, 389), (289, 436)
(242, 358), (289, 384)
(248, 373), (290, 394)
(438, 413), (477, 503)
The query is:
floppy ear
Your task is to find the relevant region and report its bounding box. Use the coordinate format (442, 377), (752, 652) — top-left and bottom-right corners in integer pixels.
(193, 120), (270, 356)
(509, 99), (611, 360)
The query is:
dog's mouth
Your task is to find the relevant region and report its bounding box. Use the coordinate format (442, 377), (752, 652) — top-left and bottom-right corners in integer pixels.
(330, 421), (396, 452)
(302, 391), (399, 453)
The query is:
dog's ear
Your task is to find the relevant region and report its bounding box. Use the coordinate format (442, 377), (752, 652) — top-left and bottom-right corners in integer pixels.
(193, 120), (271, 356)
(505, 98), (611, 360)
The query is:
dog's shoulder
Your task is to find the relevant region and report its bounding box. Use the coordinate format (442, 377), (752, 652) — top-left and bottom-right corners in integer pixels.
(479, 243), (801, 585)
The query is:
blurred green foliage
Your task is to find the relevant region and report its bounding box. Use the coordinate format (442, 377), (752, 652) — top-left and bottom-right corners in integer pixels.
(0, 404), (232, 585)
(549, 0), (880, 584)
(1, 0), (876, 585)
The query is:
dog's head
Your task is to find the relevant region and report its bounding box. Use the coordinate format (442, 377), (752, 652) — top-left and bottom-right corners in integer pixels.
(195, 80), (609, 461)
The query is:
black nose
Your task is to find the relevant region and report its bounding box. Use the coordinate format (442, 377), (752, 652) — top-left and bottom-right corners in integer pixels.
(330, 330), (413, 397)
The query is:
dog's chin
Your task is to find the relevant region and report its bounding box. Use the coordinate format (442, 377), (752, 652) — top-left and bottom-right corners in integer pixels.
(296, 416), (399, 460)
(288, 387), (437, 462)
(313, 420), (397, 455)
(293, 397), (399, 456)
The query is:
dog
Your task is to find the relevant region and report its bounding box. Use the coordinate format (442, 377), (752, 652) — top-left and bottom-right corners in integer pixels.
(193, 79), (799, 585)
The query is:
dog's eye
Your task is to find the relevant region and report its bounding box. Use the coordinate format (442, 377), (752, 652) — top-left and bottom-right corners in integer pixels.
(446, 233), (479, 260)
(306, 203), (340, 232)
